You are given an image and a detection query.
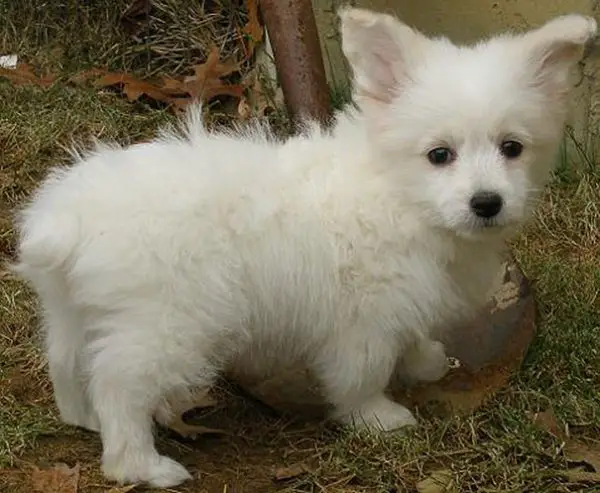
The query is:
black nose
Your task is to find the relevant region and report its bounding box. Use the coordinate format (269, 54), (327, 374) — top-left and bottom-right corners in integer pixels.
(470, 191), (503, 218)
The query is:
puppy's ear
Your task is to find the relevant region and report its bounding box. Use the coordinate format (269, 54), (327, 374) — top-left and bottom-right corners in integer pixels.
(521, 14), (597, 99)
(339, 7), (430, 109)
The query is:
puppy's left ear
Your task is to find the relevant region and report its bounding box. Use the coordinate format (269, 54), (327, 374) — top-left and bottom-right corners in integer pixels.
(522, 14), (597, 99)
(339, 7), (431, 110)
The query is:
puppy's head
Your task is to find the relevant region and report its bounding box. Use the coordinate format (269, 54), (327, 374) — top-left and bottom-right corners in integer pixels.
(340, 8), (597, 238)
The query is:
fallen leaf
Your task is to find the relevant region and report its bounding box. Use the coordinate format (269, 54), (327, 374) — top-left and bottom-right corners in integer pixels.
(68, 49), (242, 113)
(242, 0), (264, 59)
(532, 409), (568, 440)
(31, 463), (80, 493)
(198, 47), (240, 79)
(159, 76), (188, 96)
(273, 463), (310, 481)
(202, 82), (244, 102)
(166, 418), (225, 439)
(169, 97), (195, 115)
(71, 69), (193, 113)
(94, 73), (172, 103)
(416, 470), (457, 493)
(158, 78), (194, 113)
(107, 484), (139, 493)
(560, 469), (600, 484)
(0, 63), (55, 88)
(69, 68), (110, 86)
(530, 410), (600, 472)
(183, 47), (243, 102)
(164, 388), (226, 439)
(564, 441), (600, 472)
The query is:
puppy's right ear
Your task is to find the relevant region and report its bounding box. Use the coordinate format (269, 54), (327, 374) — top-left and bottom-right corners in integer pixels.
(520, 14), (597, 101)
(339, 7), (430, 109)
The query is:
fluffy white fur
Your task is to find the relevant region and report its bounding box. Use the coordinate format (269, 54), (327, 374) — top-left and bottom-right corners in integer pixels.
(12, 8), (596, 488)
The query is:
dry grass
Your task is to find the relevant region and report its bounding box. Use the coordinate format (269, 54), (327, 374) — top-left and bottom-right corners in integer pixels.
(123, 0), (252, 76)
(1, 3), (599, 492)
(0, 0), (251, 76)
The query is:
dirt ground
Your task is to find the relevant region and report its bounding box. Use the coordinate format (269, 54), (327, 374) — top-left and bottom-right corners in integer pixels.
(2, 374), (338, 493)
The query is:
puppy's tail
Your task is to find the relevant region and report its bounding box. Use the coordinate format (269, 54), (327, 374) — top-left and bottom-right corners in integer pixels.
(11, 168), (80, 281)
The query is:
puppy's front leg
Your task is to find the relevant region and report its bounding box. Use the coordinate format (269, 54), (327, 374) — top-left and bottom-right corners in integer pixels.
(316, 333), (417, 431)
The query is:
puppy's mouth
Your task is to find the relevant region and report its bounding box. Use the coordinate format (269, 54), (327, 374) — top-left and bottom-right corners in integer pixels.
(454, 216), (512, 241)
(480, 217), (501, 229)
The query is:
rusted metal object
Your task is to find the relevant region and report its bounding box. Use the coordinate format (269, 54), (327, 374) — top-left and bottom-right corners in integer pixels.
(259, 0), (333, 127)
(395, 259), (537, 415)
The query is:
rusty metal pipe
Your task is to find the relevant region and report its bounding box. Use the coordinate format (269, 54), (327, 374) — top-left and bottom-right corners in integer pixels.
(259, 0), (333, 127)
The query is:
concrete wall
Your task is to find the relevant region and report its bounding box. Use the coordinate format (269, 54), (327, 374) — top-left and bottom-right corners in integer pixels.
(311, 0), (600, 147)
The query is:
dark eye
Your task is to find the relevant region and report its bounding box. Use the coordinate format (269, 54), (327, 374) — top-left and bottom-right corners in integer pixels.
(427, 147), (454, 166)
(500, 140), (523, 159)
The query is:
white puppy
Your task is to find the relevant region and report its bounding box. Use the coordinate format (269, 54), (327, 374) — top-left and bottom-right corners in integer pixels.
(13, 7), (596, 488)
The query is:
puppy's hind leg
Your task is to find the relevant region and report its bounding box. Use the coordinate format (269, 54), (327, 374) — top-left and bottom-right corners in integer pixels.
(87, 316), (217, 488)
(34, 271), (99, 431)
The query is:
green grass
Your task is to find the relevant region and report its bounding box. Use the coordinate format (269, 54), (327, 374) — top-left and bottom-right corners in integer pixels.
(1, 3), (599, 492)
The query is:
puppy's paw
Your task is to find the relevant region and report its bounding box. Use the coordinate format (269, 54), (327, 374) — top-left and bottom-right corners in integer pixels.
(337, 395), (417, 432)
(103, 453), (192, 488)
(402, 340), (449, 383)
(145, 456), (192, 488)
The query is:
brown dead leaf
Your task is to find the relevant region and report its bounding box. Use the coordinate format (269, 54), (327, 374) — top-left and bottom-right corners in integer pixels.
(169, 97), (195, 115)
(564, 441), (600, 472)
(532, 409), (568, 440)
(164, 388), (226, 439)
(159, 76), (188, 96)
(201, 82), (244, 102)
(0, 63), (55, 88)
(68, 68), (109, 85)
(157, 78), (195, 114)
(71, 69), (187, 111)
(416, 470), (457, 493)
(530, 410), (600, 472)
(242, 0), (264, 59)
(560, 469), (600, 484)
(31, 463), (80, 493)
(197, 47), (240, 79)
(183, 47), (243, 102)
(273, 463), (310, 481)
(107, 484), (139, 493)
(166, 417), (225, 439)
(68, 50), (242, 113)
(94, 73), (172, 103)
